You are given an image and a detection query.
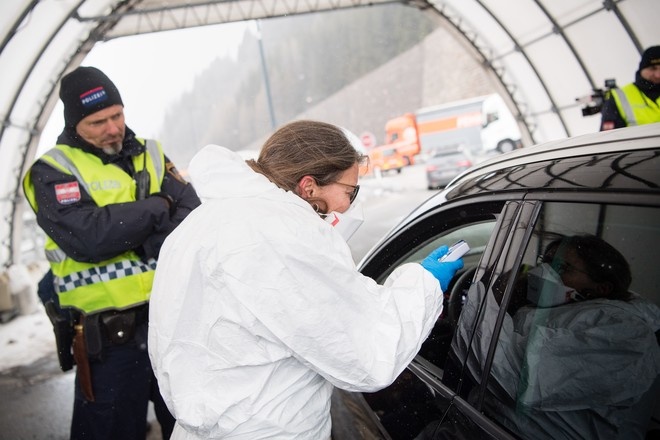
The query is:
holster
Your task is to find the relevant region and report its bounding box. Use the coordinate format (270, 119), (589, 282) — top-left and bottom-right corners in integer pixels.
(44, 300), (74, 371)
(83, 313), (103, 360)
(72, 321), (95, 402)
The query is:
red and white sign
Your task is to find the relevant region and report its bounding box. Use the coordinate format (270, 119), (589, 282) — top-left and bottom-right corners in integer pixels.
(359, 132), (377, 149)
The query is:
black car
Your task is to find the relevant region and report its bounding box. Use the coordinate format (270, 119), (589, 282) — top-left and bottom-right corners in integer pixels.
(425, 149), (473, 190)
(336, 124), (660, 440)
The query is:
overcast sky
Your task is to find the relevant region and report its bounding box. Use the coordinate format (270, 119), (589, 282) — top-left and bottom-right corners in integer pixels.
(38, 21), (250, 154)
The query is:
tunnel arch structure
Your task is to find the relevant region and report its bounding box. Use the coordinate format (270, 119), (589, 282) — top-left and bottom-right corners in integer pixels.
(1, 0), (659, 267)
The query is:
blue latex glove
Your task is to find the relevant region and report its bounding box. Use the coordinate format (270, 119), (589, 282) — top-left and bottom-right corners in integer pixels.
(421, 245), (465, 291)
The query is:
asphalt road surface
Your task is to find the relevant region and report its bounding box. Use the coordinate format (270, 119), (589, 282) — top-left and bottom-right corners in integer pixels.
(0, 164), (436, 440)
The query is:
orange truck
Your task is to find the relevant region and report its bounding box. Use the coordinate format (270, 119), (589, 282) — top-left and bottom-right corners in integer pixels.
(380, 113), (420, 165)
(367, 145), (406, 175)
(375, 94), (521, 165)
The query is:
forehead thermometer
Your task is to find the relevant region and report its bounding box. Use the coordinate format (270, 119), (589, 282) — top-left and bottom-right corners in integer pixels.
(439, 240), (470, 262)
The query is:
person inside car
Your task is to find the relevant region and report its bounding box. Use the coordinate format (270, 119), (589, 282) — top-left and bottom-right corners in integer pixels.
(487, 235), (660, 440)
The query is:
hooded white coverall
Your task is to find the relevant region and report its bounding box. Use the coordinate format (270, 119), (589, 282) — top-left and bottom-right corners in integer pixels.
(148, 145), (444, 439)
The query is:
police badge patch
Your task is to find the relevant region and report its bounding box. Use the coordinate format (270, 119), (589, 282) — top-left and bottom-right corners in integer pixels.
(54, 181), (81, 204)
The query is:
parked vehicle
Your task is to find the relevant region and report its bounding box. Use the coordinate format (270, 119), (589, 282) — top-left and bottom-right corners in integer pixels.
(479, 93), (522, 154)
(425, 149), (473, 189)
(380, 113), (420, 165)
(374, 94), (522, 166)
(367, 145), (406, 176)
(338, 124), (660, 440)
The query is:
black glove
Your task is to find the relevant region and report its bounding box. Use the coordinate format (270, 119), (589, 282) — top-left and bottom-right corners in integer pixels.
(149, 192), (176, 217)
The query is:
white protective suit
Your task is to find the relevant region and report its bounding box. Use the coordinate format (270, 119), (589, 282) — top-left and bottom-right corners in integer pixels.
(148, 145), (444, 439)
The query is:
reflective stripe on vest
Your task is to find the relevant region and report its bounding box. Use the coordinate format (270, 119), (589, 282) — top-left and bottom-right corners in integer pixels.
(57, 258), (157, 293)
(39, 139), (164, 198)
(611, 84), (660, 127)
(22, 139), (166, 314)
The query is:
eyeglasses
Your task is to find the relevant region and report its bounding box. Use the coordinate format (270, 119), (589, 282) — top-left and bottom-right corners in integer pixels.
(538, 255), (590, 277)
(334, 181), (360, 204)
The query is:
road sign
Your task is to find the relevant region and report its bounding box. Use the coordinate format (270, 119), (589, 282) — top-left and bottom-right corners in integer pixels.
(360, 132), (377, 149)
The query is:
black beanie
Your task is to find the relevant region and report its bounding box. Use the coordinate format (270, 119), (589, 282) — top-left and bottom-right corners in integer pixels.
(639, 46), (660, 71)
(60, 66), (123, 128)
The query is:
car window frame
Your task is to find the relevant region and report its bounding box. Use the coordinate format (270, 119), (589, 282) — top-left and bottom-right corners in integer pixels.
(358, 197), (507, 282)
(412, 192), (660, 437)
(357, 185), (660, 439)
(466, 200), (542, 410)
(442, 200), (540, 397)
(461, 192), (660, 437)
(357, 196), (524, 439)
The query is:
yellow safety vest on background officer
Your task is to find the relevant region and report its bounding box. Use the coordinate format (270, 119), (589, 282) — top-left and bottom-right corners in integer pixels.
(23, 138), (165, 314)
(609, 83), (660, 126)
(21, 65), (200, 440)
(601, 45), (660, 130)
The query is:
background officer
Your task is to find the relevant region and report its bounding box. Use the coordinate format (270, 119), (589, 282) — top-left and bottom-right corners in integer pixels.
(23, 66), (201, 440)
(600, 45), (660, 130)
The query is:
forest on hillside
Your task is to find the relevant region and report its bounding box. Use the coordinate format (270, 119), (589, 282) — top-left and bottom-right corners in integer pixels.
(159, 4), (437, 164)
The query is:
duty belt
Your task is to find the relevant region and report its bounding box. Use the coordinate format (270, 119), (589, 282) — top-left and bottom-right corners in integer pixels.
(82, 304), (150, 359)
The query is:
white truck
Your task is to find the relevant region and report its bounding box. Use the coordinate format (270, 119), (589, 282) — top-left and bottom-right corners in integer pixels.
(478, 93), (522, 154)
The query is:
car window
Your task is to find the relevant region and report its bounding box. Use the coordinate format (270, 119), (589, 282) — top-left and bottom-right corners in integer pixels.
(482, 202), (660, 440)
(446, 200), (537, 401)
(356, 203), (503, 437)
(372, 220), (495, 285)
(359, 200), (507, 285)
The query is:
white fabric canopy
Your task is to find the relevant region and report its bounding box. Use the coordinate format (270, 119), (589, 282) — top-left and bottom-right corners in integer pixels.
(2, 0), (659, 267)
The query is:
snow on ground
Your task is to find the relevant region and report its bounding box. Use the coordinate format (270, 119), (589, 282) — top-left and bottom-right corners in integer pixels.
(0, 308), (55, 371)
(1, 261), (57, 372)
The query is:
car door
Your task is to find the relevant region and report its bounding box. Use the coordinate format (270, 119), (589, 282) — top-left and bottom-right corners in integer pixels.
(352, 198), (529, 439)
(350, 194), (660, 439)
(473, 198), (660, 440)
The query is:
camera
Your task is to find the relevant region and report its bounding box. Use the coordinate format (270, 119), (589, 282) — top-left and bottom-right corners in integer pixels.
(577, 79), (617, 117)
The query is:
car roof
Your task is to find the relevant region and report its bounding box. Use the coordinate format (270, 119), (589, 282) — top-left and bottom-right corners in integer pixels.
(396, 124), (660, 232)
(455, 123), (660, 178)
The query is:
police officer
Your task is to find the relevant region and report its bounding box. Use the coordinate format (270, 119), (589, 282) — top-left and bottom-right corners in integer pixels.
(600, 45), (660, 130)
(23, 66), (201, 440)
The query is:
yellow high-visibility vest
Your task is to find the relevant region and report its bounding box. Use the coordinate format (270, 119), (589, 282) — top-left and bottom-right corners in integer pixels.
(23, 139), (165, 314)
(610, 83), (660, 126)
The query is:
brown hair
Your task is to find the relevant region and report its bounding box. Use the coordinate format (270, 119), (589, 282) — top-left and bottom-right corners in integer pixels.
(246, 120), (366, 193)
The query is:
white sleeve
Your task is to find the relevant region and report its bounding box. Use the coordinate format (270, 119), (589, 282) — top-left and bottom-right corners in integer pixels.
(226, 222), (444, 392)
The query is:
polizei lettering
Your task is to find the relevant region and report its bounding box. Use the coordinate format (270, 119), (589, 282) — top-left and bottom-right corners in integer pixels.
(90, 180), (121, 191)
(79, 87), (107, 107)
